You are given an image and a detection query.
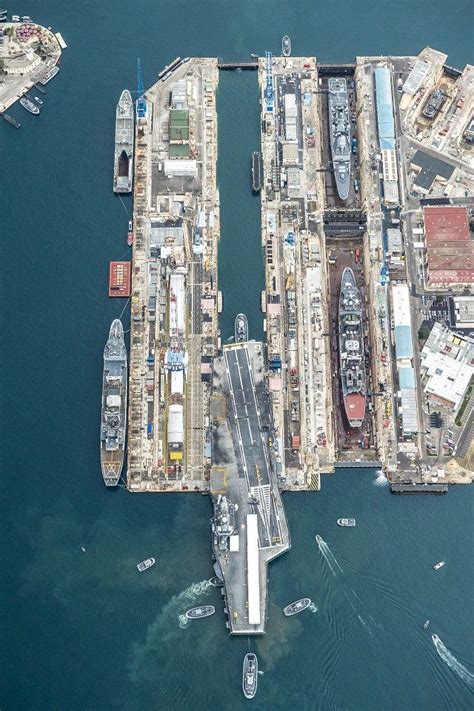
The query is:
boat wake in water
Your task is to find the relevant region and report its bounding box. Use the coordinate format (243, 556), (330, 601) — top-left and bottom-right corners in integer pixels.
(315, 535), (377, 636)
(308, 602), (318, 613)
(175, 580), (213, 628)
(373, 469), (389, 487)
(432, 634), (474, 691)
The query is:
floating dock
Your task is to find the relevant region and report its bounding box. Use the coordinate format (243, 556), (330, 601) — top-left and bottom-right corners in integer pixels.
(108, 261), (131, 297)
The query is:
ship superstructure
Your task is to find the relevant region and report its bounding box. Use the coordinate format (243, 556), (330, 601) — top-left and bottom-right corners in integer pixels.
(113, 90), (134, 193)
(100, 319), (127, 486)
(328, 78), (351, 201)
(338, 268), (366, 427)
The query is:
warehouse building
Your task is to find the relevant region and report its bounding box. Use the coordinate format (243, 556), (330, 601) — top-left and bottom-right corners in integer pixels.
(423, 206), (473, 287)
(420, 323), (474, 413)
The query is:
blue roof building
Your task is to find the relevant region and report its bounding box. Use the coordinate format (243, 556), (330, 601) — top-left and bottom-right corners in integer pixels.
(374, 66), (395, 150)
(394, 325), (414, 360)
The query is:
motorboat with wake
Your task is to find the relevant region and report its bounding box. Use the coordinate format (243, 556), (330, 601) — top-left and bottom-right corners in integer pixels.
(185, 606), (215, 619)
(283, 598), (311, 616)
(315, 534), (323, 545)
(137, 558), (155, 572)
(242, 653), (258, 699)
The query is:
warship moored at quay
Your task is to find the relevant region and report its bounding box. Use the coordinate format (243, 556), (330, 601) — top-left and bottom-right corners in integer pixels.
(328, 77), (351, 200)
(339, 267), (366, 428)
(100, 319), (127, 486)
(113, 89), (134, 194)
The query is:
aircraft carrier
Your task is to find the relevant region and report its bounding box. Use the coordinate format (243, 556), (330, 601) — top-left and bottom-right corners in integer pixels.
(113, 89), (134, 194)
(339, 267), (366, 428)
(328, 78), (351, 201)
(100, 319), (127, 486)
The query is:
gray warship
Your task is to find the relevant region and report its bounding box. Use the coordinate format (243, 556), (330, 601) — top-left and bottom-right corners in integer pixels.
(100, 319), (127, 486)
(328, 78), (351, 201)
(113, 90), (134, 194)
(339, 267), (366, 427)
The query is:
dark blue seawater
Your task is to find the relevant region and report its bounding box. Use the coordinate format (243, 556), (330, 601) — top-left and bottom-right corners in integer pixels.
(1, 1), (473, 709)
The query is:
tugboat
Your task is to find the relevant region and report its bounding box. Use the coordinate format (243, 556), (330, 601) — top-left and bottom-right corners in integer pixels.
(337, 518), (356, 527)
(234, 313), (248, 343)
(281, 35), (291, 57)
(137, 558), (155, 572)
(242, 653), (258, 699)
(433, 561), (445, 571)
(283, 598), (311, 616)
(185, 606), (215, 620)
(20, 96), (40, 115)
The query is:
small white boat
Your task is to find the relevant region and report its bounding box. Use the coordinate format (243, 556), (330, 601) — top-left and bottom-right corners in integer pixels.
(423, 620), (430, 629)
(128, 219), (132, 231)
(337, 518), (356, 527)
(137, 557), (155, 572)
(433, 561), (445, 571)
(242, 653), (258, 699)
(185, 605), (215, 619)
(283, 598), (311, 616)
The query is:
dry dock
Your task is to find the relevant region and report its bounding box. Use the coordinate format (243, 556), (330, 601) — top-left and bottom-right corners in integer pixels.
(127, 58), (220, 492)
(258, 53), (335, 491)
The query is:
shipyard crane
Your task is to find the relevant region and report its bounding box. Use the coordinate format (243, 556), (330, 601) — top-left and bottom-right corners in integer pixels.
(136, 58), (147, 122)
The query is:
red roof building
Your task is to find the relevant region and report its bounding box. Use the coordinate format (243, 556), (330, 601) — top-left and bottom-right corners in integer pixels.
(423, 207), (473, 287)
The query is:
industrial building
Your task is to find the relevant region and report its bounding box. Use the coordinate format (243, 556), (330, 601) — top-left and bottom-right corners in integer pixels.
(422, 206), (473, 287)
(420, 323), (474, 413)
(410, 150), (455, 195)
(374, 66), (399, 205)
(449, 296), (474, 331)
(391, 284), (418, 436)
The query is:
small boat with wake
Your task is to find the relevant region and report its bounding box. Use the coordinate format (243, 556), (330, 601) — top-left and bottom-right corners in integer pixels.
(185, 605), (215, 620)
(337, 518), (356, 527)
(208, 576), (224, 588)
(283, 598), (311, 616)
(242, 653), (258, 699)
(433, 561), (445, 571)
(423, 620), (430, 629)
(315, 534), (323, 545)
(137, 557), (155, 572)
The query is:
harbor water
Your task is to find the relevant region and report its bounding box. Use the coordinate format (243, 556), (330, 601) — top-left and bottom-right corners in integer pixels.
(1, 1), (473, 709)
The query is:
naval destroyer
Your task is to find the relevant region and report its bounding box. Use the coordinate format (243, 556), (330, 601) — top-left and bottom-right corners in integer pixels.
(100, 319), (127, 486)
(328, 78), (351, 201)
(338, 267), (366, 427)
(113, 90), (134, 194)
